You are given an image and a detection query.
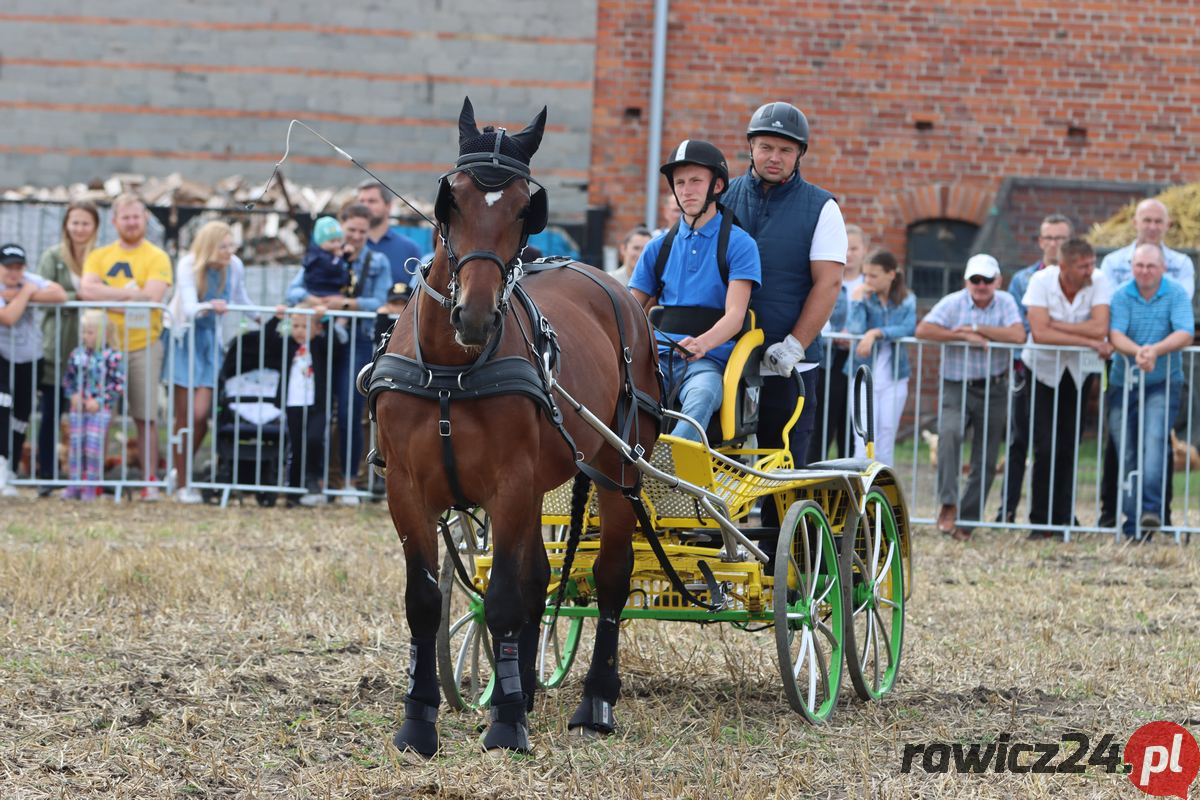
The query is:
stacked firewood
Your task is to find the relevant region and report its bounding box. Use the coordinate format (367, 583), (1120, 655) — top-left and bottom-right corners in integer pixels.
(1, 172), (434, 264)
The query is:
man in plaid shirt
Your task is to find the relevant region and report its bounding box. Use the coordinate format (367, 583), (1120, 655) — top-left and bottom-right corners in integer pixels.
(915, 254), (1026, 541)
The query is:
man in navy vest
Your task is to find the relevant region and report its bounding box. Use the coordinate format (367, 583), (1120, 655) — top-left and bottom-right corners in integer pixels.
(723, 102), (847, 469)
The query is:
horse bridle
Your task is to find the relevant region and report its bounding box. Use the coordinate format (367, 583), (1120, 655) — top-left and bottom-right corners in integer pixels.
(416, 127), (548, 315)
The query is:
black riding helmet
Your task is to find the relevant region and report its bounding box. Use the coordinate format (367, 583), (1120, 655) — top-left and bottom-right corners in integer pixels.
(746, 101), (810, 153)
(659, 139), (729, 227)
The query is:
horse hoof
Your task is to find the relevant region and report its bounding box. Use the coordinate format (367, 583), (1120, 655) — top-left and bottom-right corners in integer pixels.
(392, 700), (439, 758)
(392, 724), (437, 760)
(481, 721), (531, 754)
(567, 695), (616, 736)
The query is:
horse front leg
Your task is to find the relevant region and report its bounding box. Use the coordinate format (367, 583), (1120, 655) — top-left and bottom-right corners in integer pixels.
(481, 498), (545, 753)
(388, 494), (443, 758)
(569, 489), (635, 735)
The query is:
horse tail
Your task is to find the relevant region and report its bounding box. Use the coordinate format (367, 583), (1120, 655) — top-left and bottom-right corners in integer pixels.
(552, 472), (592, 616)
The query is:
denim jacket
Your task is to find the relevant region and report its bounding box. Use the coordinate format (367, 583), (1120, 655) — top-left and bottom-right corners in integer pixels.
(845, 291), (916, 379)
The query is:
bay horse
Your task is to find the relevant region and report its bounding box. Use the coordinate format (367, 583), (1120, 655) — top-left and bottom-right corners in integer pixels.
(367, 98), (662, 755)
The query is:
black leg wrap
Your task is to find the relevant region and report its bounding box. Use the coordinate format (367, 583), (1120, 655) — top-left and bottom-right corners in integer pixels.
(393, 697), (439, 758)
(567, 695), (616, 735)
(406, 638), (440, 707)
(481, 701), (531, 753)
(481, 638), (531, 753)
(582, 617), (622, 702)
(518, 623), (540, 712)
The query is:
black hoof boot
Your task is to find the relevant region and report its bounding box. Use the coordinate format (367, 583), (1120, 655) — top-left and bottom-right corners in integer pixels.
(392, 698), (439, 758)
(567, 695), (616, 735)
(481, 701), (531, 753)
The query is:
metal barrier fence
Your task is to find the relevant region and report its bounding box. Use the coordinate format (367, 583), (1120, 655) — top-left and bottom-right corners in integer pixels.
(3, 303), (1198, 541)
(3, 301), (384, 505)
(809, 335), (1199, 543)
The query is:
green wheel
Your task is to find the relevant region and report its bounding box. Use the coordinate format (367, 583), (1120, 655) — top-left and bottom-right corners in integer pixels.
(437, 512), (495, 711)
(843, 489), (905, 701)
(774, 500), (845, 723)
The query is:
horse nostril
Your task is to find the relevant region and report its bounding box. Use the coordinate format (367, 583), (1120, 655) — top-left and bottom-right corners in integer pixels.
(450, 305), (463, 329)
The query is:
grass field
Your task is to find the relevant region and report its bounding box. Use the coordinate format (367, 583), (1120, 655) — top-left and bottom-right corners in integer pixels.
(1, 499), (1197, 799)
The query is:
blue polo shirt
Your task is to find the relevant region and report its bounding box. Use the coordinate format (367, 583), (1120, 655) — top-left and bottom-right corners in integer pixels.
(1109, 277), (1194, 388)
(629, 210), (761, 366)
(367, 227), (424, 287)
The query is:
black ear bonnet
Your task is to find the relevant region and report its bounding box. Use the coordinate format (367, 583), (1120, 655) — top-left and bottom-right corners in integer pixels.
(434, 97), (548, 237)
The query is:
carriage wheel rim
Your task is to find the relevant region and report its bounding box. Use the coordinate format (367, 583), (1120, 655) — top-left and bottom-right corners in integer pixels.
(844, 490), (905, 701)
(774, 500), (844, 723)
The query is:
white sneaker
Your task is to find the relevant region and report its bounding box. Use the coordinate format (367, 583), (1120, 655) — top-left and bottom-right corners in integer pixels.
(140, 483), (162, 502)
(299, 493), (327, 507)
(338, 494), (360, 506)
(175, 487), (203, 504)
(0, 456), (17, 497)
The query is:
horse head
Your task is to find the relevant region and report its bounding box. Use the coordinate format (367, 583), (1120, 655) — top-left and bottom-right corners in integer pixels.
(435, 97), (548, 348)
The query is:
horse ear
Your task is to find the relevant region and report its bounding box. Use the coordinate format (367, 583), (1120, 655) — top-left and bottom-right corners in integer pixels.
(510, 106), (547, 158)
(458, 97), (481, 145)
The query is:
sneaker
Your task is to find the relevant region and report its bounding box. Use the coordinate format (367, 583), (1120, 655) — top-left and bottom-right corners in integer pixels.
(1027, 530), (1056, 541)
(37, 485), (56, 498)
(1098, 511), (1116, 529)
(937, 504), (957, 534)
(0, 456), (17, 497)
(1139, 513), (1161, 531)
(299, 493), (327, 507)
(175, 487), (203, 505)
(338, 494), (361, 506)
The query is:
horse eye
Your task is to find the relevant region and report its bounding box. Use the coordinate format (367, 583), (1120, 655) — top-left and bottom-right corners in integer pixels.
(517, 206), (529, 219)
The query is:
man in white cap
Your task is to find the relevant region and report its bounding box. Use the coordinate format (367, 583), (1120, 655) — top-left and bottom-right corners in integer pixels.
(915, 254), (1026, 540)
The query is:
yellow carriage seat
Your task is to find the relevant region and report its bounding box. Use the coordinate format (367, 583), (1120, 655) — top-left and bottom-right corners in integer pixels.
(649, 307), (765, 448)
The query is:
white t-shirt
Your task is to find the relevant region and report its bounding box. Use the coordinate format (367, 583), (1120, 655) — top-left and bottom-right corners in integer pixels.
(286, 345), (316, 408)
(811, 199), (849, 264)
(0, 271), (51, 363)
(1021, 267), (1113, 387)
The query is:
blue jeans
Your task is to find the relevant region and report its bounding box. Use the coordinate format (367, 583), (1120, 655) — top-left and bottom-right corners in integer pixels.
(333, 333), (374, 483)
(1107, 381), (1179, 535)
(660, 354), (724, 442)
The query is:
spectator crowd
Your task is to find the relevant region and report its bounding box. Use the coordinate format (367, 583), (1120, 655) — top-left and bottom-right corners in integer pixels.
(0, 106), (1195, 543)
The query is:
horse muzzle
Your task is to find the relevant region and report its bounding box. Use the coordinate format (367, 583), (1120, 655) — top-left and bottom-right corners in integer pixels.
(450, 303), (502, 348)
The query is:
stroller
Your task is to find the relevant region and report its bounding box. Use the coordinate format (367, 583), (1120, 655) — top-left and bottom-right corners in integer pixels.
(203, 324), (287, 506)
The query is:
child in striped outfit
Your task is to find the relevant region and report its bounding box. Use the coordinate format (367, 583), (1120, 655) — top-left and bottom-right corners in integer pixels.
(62, 309), (124, 499)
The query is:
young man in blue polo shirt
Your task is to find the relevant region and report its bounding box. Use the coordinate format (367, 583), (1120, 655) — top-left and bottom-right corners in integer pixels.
(1108, 243), (1195, 540)
(629, 140), (761, 441)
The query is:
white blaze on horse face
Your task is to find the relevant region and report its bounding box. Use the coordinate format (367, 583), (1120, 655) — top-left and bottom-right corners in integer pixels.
(484, 190), (504, 207)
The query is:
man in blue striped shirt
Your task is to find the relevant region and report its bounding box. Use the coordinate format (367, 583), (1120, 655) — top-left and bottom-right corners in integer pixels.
(1108, 244), (1195, 540)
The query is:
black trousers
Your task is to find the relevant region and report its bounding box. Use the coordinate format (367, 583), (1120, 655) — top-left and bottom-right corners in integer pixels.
(0, 356), (37, 466)
(37, 382), (69, 479)
(1000, 362), (1032, 521)
(808, 348), (851, 462)
(1029, 373), (1080, 526)
(286, 405), (326, 491)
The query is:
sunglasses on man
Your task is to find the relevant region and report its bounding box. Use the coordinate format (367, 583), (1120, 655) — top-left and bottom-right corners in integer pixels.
(968, 275), (995, 285)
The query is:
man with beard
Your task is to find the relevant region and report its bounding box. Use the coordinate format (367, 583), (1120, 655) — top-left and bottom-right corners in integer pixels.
(357, 180), (424, 289)
(79, 194), (172, 500)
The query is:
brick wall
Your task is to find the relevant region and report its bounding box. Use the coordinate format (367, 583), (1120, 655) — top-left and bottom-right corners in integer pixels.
(589, 1), (1200, 263)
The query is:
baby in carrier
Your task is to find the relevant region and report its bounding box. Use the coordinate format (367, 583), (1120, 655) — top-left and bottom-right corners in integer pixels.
(302, 216), (356, 344)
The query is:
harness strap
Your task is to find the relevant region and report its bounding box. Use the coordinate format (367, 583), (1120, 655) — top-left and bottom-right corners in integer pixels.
(438, 390), (473, 509)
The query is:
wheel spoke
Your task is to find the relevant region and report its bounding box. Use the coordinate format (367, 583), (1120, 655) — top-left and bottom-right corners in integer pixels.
(811, 627), (830, 707)
(876, 540), (896, 590)
(870, 502), (884, 579)
(872, 606), (894, 664)
(809, 518), (825, 600)
(870, 605), (881, 687)
(792, 627), (811, 680)
(879, 596), (900, 610)
(860, 607), (875, 675)
(805, 630), (819, 709)
(454, 625), (476, 685)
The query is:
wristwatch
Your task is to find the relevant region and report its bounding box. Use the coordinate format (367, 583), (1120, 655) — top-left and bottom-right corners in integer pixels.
(971, 322), (979, 333)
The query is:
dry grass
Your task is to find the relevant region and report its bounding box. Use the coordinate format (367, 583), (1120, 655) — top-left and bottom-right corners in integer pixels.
(1, 499), (1198, 799)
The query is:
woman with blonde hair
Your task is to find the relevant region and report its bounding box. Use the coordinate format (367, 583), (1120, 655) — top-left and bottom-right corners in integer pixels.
(166, 220), (252, 503)
(35, 200), (100, 493)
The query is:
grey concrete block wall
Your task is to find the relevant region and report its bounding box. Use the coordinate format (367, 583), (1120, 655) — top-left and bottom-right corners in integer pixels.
(0, 2), (598, 220)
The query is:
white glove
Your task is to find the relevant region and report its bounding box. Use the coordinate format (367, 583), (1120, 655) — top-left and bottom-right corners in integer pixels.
(762, 334), (805, 378)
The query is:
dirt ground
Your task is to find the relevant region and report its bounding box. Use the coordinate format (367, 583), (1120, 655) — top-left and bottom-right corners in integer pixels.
(1, 499), (1197, 799)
